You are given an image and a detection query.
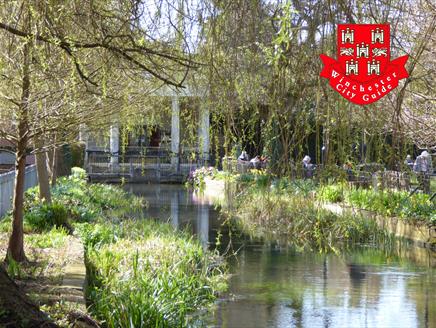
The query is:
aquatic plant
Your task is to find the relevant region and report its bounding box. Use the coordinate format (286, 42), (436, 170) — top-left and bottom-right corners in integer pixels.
(230, 189), (383, 251)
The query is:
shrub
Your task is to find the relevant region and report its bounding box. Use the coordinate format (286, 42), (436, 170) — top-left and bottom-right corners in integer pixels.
(71, 166), (87, 180)
(22, 171), (144, 230)
(344, 187), (435, 223)
(187, 166), (218, 189)
(24, 202), (70, 232)
(75, 222), (119, 249)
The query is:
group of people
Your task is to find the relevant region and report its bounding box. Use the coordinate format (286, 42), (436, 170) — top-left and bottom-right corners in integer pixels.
(238, 151), (268, 169)
(237, 150), (434, 189)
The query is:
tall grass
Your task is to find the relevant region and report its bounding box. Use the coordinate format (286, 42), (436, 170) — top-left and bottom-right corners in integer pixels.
(79, 221), (227, 328)
(231, 190), (384, 251)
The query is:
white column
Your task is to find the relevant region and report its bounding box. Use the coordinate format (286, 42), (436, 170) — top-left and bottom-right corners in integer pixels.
(110, 123), (119, 166)
(197, 203), (209, 250)
(79, 124), (89, 168)
(171, 96), (180, 166)
(198, 103), (210, 163)
(171, 192), (179, 229)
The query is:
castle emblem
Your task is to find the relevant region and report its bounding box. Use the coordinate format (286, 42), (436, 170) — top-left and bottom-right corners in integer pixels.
(320, 24), (409, 105)
(346, 59), (359, 75)
(341, 28), (354, 44)
(356, 43), (369, 58)
(371, 28), (384, 44)
(367, 59), (380, 75)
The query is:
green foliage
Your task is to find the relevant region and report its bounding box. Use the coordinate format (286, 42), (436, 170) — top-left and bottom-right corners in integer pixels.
(6, 255), (22, 279)
(83, 220), (227, 328)
(344, 188), (435, 224)
(24, 202), (69, 232)
(13, 168), (226, 327)
(187, 166), (218, 189)
(75, 223), (119, 249)
(26, 227), (68, 249)
(315, 182), (435, 224)
(239, 174), (318, 197)
(71, 166), (86, 180)
(318, 184), (345, 203)
(22, 169), (144, 232)
(235, 170), (275, 191)
(232, 190), (382, 251)
(0, 215), (11, 233)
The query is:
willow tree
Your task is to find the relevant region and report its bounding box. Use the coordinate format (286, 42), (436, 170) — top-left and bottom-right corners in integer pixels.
(198, 0), (346, 173)
(198, 0), (435, 173)
(0, 0), (197, 262)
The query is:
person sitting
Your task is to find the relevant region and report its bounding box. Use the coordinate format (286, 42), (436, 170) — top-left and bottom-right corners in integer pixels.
(250, 155), (261, 169)
(238, 150), (249, 162)
(404, 155), (414, 171)
(259, 155), (269, 169)
(414, 150), (432, 193)
(302, 155), (313, 178)
(343, 161), (354, 181)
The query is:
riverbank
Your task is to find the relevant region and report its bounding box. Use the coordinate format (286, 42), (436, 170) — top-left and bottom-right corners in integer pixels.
(199, 170), (435, 251)
(0, 168), (227, 327)
(90, 180), (436, 328)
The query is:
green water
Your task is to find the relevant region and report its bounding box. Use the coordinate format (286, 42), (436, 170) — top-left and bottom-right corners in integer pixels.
(126, 184), (435, 328)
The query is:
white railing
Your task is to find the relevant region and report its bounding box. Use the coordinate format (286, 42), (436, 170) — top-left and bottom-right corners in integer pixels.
(0, 165), (38, 218)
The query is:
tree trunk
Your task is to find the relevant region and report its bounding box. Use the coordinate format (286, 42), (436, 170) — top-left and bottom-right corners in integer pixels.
(7, 151), (27, 262)
(0, 266), (59, 327)
(51, 146), (58, 186)
(7, 9), (31, 263)
(35, 145), (52, 204)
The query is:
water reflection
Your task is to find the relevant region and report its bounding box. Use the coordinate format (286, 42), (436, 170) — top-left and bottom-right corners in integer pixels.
(211, 247), (434, 328)
(125, 184), (435, 328)
(125, 183), (216, 249)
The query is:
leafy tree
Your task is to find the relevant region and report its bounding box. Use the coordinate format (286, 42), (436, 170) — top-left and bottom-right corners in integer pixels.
(0, 0), (197, 262)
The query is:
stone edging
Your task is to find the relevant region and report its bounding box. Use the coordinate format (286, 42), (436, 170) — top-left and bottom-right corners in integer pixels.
(321, 202), (435, 250)
(60, 236), (87, 309)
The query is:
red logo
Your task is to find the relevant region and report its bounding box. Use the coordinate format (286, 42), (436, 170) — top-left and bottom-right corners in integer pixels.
(320, 24), (409, 105)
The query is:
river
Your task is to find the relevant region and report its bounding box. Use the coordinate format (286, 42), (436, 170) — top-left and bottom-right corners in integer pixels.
(125, 183), (435, 328)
